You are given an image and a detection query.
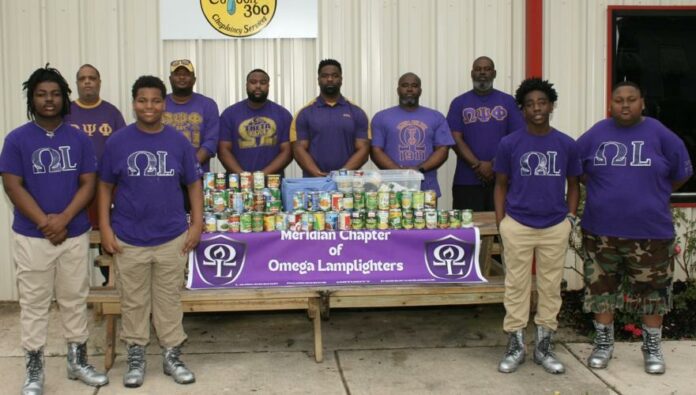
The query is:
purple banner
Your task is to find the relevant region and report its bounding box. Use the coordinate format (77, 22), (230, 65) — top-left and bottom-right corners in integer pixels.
(187, 228), (485, 289)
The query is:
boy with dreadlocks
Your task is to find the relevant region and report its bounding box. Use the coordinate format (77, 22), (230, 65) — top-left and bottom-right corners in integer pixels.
(493, 78), (581, 375)
(0, 65), (108, 394)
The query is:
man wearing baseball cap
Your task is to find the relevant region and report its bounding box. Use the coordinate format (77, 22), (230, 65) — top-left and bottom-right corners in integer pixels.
(163, 59), (219, 172)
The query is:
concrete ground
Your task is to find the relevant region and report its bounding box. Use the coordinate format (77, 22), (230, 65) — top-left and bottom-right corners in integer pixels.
(1, 302), (693, 395)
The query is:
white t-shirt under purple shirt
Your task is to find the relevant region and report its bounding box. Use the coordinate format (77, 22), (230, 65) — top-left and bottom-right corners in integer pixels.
(494, 128), (582, 229)
(99, 124), (201, 246)
(577, 117), (693, 239)
(0, 122), (96, 238)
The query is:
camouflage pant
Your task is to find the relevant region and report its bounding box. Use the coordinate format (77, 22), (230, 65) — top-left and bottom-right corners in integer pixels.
(582, 231), (674, 315)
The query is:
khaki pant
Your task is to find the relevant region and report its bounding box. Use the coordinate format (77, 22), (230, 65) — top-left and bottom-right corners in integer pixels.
(499, 216), (570, 332)
(13, 232), (90, 351)
(114, 232), (188, 347)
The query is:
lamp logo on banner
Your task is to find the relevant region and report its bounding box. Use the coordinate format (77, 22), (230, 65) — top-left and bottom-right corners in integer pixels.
(424, 235), (476, 279)
(196, 234), (247, 286)
(200, 0), (277, 38)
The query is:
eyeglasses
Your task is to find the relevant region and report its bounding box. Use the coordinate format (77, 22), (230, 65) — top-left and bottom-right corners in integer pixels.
(170, 59), (192, 67)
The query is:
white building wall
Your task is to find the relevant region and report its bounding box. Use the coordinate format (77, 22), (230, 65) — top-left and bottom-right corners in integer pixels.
(0, 0), (692, 299)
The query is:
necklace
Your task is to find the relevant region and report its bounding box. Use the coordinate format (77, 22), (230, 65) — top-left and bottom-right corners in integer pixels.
(34, 122), (62, 138)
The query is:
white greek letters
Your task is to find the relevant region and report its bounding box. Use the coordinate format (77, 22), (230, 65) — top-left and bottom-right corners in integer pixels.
(127, 150), (175, 176)
(31, 146), (78, 174)
(520, 151), (561, 176)
(593, 140), (650, 167)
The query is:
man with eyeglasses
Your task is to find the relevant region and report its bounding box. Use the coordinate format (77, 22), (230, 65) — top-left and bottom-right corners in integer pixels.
(163, 59), (219, 172)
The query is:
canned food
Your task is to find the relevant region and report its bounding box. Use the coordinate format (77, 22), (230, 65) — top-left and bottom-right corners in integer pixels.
(216, 215), (229, 232)
(243, 191), (254, 212)
(377, 210), (389, 230)
(449, 209), (462, 229)
(253, 171), (265, 190)
(318, 192), (331, 212)
(215, 173), (227, 190)
(266, 188), (282, 213)
(461, 209), (474, 228)
(253, 191), (265, 212)
(389, 191), (400, 209)
(275, 213), (287, 231)
(331, 192), (343, 212)
(437, 209), (450, 229)
(308, 191), (321, 212)
(240, 171), (253, 191)
(342, 195), (354, 211)
(228, 173), (240, 191)
(351, 211), (364, 230)
(263, 213), (276, 231)
(325, 211), (338, 230)
(389, 208), (402, 229)
(402, 209), (414, 229)
(412, 191), (425, 210)
(353, 191), (365, 210)
(266, 174), (280, 189)
(365, 210), (377, 229)
(425, 209), (437, 229)
(400, 191), (413, 210)
(212, 191), (226, 213)
(240, 212), (252, 233)
(204, 212), (217, 233)
(378, 191), (390, 210)
(338, 211), (352, 230)
(252, 212), (264, 232)
(293, 191), (306, 211)
(230, 191), (244, 213)
(228, 212), (240, 233)
(414, 209), (425, 229)
(301, 212), (313, 232)
(424, 190), (437, 209)
(203, 172), (216, 191)
(365, 192), (378, 210)
(313, 211), (326, 231)
(203, 190), (213, 210)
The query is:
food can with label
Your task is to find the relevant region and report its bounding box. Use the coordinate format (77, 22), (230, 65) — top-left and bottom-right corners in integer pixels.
(309, 191), (321, 212)
(203, 172), (216, 191)
(230, 191), (244, 213)
(203, 190), (213, 210)
(331, 192), (343, 212)
(216, 214), (229, 232)
(275, 213), (287, 231)
(338, 211), (351, 230)
(227, 173), (240, 191)
(240, 212), (252, 233)
(318, 192), (331, 212)
(252, 212), (264, 232)
(424, 209), (437, 229)
(263, 212), (276, 231)
(412, 191), (425, 210)
(389, 208), (402, 229)
(252, 171), (265, 190)
(204, 212), (217, 233)
(325, 211), (338, 230)
(292, 191), (306, 211)
(449, 209), (462, 228)
(365, 192), (378, 210)
(266, 188), (282, 213)
(400, 191), (413, 210)
(228, 212), (240, 233)
(243, 191), (254, 212)
(402, 209), (414, 229)
(253, 191), (265, 212)
(266, 174), (280, 189)
(351, 210), (364, 230)
(313, 211), (326, 231)
(378, 191), (390, 210)
(215, 173), (227, 190)
(342, 195), (354, 211)
(301, 212), (313, 232)
(240, 171), (253, 191)
(437, 209), (450, 229)
(377, 210), (390, 230)
(389, 191), (400, 209)
(461, 209), (474, 228)
(212, 191), (226, 213)
(365, 210), (377, 229)
(353, 191), (365, 210)
(414, 209), (425, 229)
(424, 190), (437, 209)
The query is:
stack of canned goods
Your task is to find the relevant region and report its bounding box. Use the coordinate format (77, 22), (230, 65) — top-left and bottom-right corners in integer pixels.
(203, 171), (283, 233)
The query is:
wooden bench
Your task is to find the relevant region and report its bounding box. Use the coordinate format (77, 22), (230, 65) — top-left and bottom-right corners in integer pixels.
(88, 212), (505, 369)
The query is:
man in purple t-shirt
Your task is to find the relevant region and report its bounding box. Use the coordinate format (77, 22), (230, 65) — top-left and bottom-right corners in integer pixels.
(578, 81), (693, 375)
(163, 59), (219, 172)
(218, 69), (293, 175)
(493, 78), (581, 375)
(291, 59), (370, 177)
(98, 76), (202, 388)
(370, 72), (454, 197)
(447, 56), (525, 211)
(0, 66), (107, 393)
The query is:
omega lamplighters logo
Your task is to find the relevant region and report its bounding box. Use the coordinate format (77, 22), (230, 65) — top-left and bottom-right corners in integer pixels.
(200, 0), (277, 38)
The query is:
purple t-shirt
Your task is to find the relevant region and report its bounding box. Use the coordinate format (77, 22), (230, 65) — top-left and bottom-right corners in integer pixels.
(494, 128), (582, 229)
(64, 99), (126, 162)
(163, 92), (220, 172)
(371, 105), (454, 197)
(290, 96), (370, 176)
(99, 124), (201, 246)
(0, 122), (96, 238)
(447, 89), (525, 186)
(219, 99), (292, 173)
(577, 117), (693, 239)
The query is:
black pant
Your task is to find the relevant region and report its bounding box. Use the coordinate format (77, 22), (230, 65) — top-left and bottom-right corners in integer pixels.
(452, 184), (495, 212)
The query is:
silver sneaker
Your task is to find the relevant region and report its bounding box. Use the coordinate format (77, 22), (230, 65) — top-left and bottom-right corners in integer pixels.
(123, 344), (146, 388)
(67, 342), (109, 387)
(533, 326), (565, 374)
(588, 320), (614, 369)
(163, 346), (195, 384)
(498, 329), (526, 373)
(22, 349), (44, 395)
(641, 325), (666, 374)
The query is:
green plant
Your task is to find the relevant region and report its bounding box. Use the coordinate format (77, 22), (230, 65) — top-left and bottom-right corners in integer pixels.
(671, 208), (696, 281)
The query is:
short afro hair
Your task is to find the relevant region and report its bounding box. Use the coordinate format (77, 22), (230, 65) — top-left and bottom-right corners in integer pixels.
(514, 77), (558, 109)
(612, 80), (643, 97)
(318, 59), (342, 74)
(131, 75), (167, 100)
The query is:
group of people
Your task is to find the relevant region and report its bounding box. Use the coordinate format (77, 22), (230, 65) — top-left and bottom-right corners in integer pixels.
(0, 55), (691, 394)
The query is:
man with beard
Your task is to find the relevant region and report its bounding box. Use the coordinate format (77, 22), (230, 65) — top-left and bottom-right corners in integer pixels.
(291, 59), (370, 177)
(447, 56), (525, 211)
(163, 59), (219, 172)
(370, 72), (454, 198)
(218, 69), (293, 175)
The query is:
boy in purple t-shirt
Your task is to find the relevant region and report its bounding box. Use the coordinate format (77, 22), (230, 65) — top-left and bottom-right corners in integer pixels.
(578, 81), (692, 375)
(0, 66), (107, 393)
(370, 72), (454, 197)
(493, 78), (581, 375)
(218, 69), (293, 175)
(98, 76), (203, 388)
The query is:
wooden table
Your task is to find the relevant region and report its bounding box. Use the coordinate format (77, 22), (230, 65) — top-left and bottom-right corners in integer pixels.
(87, 211), (504, 368)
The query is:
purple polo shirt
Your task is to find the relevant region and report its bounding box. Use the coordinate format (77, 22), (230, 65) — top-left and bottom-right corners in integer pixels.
(371, 105), (454, 196)
(578, 117), (693, 239)
(447, 89), (525, 186)
(290, 96), (370, 176)
(219, 99), (292, 173)
(0, 122), (96, 238)
(65, 99), (126, 162)
(494, 128), (582, 229)
(163, 92), (220, 172)
(99, 124), (201, 246)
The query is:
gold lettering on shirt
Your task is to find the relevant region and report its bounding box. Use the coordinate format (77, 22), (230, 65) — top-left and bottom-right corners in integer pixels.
(238, 117), (277, 148)
(163, 111), (204, 148)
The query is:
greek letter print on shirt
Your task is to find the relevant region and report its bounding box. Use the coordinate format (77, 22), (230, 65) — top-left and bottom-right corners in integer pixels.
(593, 141), (651, 167)
(32, 146), (78, 174)
(126, 151), (176, 176)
